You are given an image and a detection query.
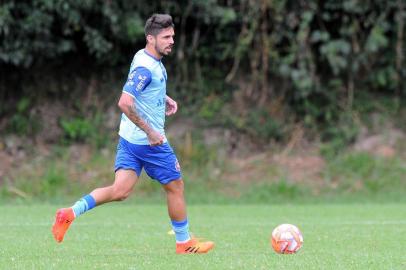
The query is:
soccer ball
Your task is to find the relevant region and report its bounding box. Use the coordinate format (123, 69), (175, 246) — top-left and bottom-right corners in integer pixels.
(271, 224), (303, 254)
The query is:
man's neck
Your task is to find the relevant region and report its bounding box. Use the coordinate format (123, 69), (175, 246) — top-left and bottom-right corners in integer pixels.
(145, 46), (162, 60)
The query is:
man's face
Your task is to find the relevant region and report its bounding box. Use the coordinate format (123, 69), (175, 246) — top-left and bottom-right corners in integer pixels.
(149, 27), (175, 57)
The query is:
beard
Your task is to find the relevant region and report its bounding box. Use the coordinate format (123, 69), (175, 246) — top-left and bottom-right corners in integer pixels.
(155, 44), (172, 56)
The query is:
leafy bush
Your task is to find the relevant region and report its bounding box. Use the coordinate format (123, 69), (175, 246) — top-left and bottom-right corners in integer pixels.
(60, 117), (93, 143)
(245, 109), (285, 141)
(7, 98), (41, 135)
(60, 112), (110, 147)
(320, 112), (360, 158)
(1, 0), (405, 146)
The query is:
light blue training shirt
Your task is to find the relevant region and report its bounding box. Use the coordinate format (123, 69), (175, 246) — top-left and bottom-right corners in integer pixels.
(119, 49), (168, 145)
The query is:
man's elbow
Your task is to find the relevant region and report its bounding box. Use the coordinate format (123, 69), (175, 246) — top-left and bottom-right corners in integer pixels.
(118, 99), (125, 111)
(118, 97), (129, 113)
(118, 93), (134, 113)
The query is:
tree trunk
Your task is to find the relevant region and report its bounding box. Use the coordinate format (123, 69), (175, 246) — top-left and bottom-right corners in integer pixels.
(395, 0), (405, 100)
(259, 0), (270, 107)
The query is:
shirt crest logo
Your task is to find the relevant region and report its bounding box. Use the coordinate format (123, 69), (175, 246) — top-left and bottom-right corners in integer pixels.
(175, 159), (181, 172)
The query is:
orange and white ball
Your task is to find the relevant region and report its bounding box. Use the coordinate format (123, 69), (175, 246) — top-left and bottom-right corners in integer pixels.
(271, 224), (303, 254)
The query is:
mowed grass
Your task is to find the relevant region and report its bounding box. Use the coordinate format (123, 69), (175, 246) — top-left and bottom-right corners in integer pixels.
(0, 204), (405, 270)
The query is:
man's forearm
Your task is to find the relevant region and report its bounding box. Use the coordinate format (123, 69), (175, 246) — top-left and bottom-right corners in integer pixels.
(124, 103), (153, 135)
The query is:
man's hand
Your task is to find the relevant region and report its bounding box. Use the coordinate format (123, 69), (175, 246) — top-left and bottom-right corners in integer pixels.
(147, 129), (165, 146)
(165, 95), (178, 116)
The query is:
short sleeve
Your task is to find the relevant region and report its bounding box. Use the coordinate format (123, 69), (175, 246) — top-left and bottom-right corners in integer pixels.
(123, 67), (152, 97)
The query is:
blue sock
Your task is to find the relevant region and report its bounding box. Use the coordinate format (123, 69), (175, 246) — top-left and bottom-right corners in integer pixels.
(71, 194), (96, 218)
(171, 219), (191, 243)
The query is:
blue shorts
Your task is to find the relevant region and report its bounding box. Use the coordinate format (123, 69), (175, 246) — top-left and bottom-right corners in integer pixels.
(114, 137), (182, 185)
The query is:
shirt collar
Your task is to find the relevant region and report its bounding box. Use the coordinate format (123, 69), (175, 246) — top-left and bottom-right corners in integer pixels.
(144, 49), (161, 62)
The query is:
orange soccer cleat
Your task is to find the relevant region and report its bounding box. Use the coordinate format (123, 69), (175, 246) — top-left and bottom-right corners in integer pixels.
(52, 208), (75, 243)
(176, 237), (215, 254)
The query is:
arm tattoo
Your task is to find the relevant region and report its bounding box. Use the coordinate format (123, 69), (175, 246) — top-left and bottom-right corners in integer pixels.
(125, 103), (152, 134)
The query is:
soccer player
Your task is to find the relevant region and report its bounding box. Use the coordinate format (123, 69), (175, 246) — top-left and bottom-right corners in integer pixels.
(52, 14), (215, 254)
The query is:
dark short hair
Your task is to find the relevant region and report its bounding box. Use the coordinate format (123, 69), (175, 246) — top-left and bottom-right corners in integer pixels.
(145, 14), (174, 36)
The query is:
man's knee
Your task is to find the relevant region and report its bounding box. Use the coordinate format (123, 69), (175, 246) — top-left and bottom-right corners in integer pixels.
(112, 184), (133, 201)
(112, 169), (137, 201)
(164, 179), (184, 194)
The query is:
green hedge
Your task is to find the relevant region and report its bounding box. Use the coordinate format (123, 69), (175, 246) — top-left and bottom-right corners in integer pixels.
(1, 0), (405, 142)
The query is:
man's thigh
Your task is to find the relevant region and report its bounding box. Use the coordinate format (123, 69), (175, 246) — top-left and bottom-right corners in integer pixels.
(114, 137), (143, 176)
(114, 169), (138, 191)
(143, 144), (182, 185)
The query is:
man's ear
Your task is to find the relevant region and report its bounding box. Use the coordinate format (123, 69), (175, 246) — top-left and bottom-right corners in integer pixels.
(146, 34), (155, 44)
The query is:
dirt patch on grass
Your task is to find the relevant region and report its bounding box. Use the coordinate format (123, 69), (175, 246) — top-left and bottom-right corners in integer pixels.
(353, 129), (405, 158)
(221, 146), (326, 187)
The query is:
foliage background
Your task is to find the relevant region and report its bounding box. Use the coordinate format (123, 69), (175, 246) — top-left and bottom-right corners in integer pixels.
(0, 0), (405, 202)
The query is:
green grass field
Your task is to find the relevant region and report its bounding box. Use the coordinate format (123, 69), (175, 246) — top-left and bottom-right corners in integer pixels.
(0, 204), (405, 270)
